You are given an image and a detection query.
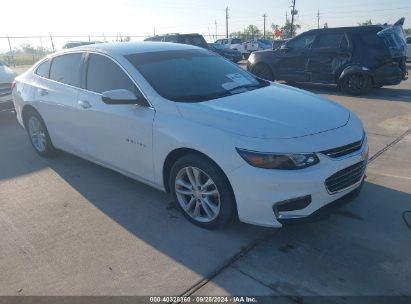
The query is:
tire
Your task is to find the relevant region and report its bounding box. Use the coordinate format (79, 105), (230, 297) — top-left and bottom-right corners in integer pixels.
(24, 109), (57, 157)
(169, 154), (236, 229)
(374, 83), (383, 89)
(339, 73), (372, 95)
(252, 63), (274, 81)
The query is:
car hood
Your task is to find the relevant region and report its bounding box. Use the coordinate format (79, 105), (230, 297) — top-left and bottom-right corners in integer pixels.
(177, 83), (350, 139)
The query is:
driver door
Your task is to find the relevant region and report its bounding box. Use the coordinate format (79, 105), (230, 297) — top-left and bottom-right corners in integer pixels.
(275, 33), (317, 81)
(76, 53), (155, 181)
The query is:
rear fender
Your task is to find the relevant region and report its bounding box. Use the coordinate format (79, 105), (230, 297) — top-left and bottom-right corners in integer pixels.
(338, 65), (374, 83)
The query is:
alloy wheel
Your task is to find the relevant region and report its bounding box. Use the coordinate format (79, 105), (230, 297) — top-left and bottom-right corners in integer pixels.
(28, 116), (47, 152)
(174, 166), (221, 223)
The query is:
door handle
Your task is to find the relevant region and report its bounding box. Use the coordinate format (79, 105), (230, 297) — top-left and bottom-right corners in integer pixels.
(39, 89), (48, 96)
(78, 100), (92, 109)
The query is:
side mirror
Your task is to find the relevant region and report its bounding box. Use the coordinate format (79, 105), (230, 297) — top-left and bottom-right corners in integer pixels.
(280, 45), (290, 52)
(101, 89), (148, 106)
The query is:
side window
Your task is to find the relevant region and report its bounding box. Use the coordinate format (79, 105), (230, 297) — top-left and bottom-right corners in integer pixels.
(406, 37), (411, 44)
(165, 35), (178, 43)
(222, 39), (228, 44)
(86, 54), (137, 94)
(35, 59), (51, 78)
(287, 34), (316, 50)
(50, 53), (82, 87)
(215, 40), (222, 44)
(316, 33), (345, 49)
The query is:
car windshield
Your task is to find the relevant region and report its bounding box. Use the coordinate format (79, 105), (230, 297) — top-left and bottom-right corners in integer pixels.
(231, 38), (242, 44)
(126, 49), (267, 102)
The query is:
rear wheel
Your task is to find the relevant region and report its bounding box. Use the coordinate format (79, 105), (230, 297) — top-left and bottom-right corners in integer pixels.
(169, 154), (236, 229)
(340, 73), (371, 95)
(25, 110), (57, 157)
(252, 63), (274, 81)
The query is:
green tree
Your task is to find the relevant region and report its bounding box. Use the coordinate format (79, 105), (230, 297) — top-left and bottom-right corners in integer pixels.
(230, 25), (262, 40)
(404, 28), (411, 35)
(281, 20), (301, 39)
(20, 43), (36, 54)
(358, 20), (372, 26)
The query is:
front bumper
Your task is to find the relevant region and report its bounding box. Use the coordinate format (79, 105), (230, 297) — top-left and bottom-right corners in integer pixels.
(227, 136), (368, 228)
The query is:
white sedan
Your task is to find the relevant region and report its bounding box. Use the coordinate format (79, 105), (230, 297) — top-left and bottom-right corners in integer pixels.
(12, 42), (368, 229)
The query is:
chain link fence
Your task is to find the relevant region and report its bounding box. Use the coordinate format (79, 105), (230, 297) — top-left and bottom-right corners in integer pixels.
(0, 34), (227, 67)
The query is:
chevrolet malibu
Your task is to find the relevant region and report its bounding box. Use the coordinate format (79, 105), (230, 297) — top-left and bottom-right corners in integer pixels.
(12, 42), (368, 229)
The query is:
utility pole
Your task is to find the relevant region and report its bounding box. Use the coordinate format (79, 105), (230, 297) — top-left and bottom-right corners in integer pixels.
(263, 14), (267, 38)
(317, 9), (320, 29)
(290, 0), (297, 37)
(153, 27), (156, 36)
(215, 20), (218, 40)
(225, 7), (229, 38)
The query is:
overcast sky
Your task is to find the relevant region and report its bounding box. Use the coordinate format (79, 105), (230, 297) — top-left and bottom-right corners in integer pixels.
(1, 0), (410, 50)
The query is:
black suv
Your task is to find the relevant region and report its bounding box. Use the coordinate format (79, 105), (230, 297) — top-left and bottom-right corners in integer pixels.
(144, 33), (209, 49)
(247, 18), (407, 95)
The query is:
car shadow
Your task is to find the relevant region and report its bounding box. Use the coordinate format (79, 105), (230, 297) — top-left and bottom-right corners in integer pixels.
(281, 82), (411, 103)
(2, 110), (411, 296)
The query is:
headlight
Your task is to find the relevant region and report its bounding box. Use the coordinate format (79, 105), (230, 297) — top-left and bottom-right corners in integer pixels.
(236, 148), (319, 170)
(248, 53), (255, 64)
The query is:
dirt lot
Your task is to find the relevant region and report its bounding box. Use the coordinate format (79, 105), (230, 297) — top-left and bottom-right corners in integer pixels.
(0, 65), (410, 297)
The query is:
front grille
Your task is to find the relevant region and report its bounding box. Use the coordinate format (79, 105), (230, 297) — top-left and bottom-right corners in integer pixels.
(325, 160), (366, 194)
(321, 138), (363, 158)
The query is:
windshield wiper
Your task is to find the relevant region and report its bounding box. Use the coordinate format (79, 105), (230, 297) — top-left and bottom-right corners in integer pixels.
(173, 91), (232, 102)
(228, 80), (270, 93)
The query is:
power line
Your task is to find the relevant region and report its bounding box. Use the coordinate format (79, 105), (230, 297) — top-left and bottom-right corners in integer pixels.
(263, 13), (267, 38)
(290, 0), (297, 37)
(226, 7), (229, 38)
(317, 9), (320, 29)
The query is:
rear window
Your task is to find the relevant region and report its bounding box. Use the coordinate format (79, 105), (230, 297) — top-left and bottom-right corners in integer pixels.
(36, 60), (50, 78)
(231, 38), (242, 44)
(180, 35), (208, 48)
(50, 53), (82, 87)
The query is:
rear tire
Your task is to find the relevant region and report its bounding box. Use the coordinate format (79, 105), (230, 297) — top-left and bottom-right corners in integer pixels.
(252, 63), (274, 81)
(169, 154), (236, 229)
(339, 73), (371, 95)
(24, 109), (57, 157)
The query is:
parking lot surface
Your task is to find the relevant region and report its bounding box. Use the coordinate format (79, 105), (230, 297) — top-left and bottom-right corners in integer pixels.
(0, 65), (410, 296)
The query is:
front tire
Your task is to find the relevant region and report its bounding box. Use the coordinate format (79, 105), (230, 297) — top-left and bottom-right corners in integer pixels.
(340, 73), (371, 95)
(169, 154), (236, 229)
(25, 109), (57, 157)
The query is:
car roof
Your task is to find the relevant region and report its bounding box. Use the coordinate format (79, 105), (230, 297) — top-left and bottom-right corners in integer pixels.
(304, 25), (384, 34)
(56, 41), (199, 56)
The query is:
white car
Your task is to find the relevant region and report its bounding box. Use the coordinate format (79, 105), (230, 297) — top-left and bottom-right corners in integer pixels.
(407, 36), (411, 61)
(214, 38), (253, 57)
(0, 60), (17, 112)
(13, 42), (368, 229)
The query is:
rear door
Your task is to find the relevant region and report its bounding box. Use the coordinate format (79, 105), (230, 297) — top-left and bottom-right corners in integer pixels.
(76, 53), (155, 180)
(33, 53), (84, 152)
(275, 33), (316, 81)
(308, 31), (351, 83)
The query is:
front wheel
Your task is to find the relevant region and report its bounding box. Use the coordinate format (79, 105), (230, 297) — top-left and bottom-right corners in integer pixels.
(169, 154), (236, 229)
(25, 110), (57, 157)
(339, 73), (371, 95)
